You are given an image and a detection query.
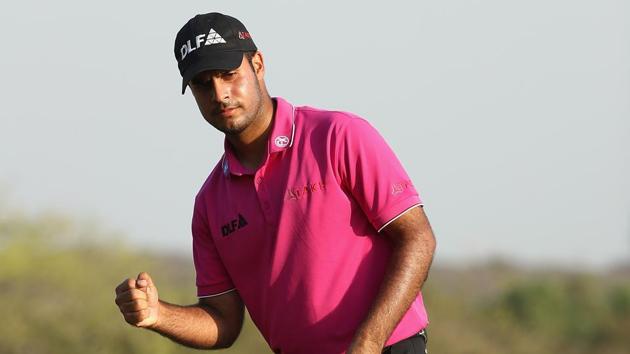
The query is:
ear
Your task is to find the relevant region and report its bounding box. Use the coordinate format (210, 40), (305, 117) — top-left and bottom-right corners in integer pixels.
(251, 51), (265, 79)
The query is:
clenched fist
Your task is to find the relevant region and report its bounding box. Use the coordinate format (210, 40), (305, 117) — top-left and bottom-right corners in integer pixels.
(115, 272), (160, 328)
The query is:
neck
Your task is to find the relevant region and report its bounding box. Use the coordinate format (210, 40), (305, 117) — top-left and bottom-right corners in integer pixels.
(226, 96), (275, 170)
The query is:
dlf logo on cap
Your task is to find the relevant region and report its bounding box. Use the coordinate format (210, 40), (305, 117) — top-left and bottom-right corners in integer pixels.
(180, 29), (226, 61)
(174, 12), (257, 94)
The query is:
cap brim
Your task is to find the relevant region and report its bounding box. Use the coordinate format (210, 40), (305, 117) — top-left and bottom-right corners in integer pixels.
(180, 51), (245, 94)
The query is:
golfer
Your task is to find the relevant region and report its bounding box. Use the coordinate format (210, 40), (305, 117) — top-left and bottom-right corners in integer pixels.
(115, 12), (436, 354)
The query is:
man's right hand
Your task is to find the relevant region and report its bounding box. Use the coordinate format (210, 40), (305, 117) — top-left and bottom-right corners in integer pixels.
(115, 272), (160, 328)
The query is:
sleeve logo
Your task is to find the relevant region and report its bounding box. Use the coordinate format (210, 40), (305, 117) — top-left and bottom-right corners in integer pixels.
(391, 180), (414, 195)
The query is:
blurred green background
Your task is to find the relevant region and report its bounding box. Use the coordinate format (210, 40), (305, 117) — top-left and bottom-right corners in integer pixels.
(2, 1), (628, 353)
(2, 208), (629, 354)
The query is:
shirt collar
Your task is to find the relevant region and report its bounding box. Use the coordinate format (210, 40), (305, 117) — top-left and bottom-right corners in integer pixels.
(222, 97), (295, 177)
(268, 97), (296, 154)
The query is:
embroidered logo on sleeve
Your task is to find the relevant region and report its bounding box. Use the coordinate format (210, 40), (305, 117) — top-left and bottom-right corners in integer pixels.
(391, 180), (414, 195)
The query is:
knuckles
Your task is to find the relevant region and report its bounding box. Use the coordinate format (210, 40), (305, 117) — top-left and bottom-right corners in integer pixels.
(114, 275), (157, 328)
(115, 288), (148, 310)
(114, 278), (136, 294)
(123, 309), (148, 325)
(119, 299), (148, 313)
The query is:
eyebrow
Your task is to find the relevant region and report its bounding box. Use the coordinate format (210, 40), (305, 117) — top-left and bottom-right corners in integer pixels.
(191, 69), (238, 83)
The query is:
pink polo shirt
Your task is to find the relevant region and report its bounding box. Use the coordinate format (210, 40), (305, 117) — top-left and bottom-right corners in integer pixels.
(192, 97), (428, 354)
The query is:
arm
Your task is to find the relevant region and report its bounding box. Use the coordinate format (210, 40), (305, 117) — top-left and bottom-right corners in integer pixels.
(347, 206), (436, 353)
(114, 272), (244, 349)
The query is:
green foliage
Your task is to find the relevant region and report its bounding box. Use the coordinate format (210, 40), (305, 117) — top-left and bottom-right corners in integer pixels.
(423, 267), (630, 354)
(0, 211), (270, 354)
(1, 210), (629, 354)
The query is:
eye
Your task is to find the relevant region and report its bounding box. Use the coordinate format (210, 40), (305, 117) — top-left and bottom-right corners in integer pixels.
(191, 79), (213, 89)
(222, 71), (237, 80)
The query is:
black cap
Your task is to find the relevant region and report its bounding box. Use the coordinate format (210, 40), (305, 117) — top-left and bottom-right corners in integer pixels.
(174, 13), (257, 94)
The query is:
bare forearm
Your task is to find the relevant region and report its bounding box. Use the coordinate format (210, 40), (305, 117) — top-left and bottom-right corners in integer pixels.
(149, 300), (239, 349)
(352, 237), (434, 350)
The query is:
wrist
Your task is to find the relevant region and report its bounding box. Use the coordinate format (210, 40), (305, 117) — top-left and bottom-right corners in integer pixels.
(146, 301), (166, 331)
(350, 328), (384, 351)
(348, 335), (382, 354)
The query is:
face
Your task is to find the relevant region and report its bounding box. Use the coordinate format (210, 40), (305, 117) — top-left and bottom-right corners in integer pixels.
(188, 53), (266, 136)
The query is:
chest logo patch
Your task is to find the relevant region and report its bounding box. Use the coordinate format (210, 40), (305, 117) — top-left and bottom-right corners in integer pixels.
(221, 213), (248, 237)
(274, 136), (290, 148)
(287, 181), (327, 200)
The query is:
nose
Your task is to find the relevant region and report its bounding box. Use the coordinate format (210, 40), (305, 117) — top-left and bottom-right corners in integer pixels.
(211, 77), (230, 104)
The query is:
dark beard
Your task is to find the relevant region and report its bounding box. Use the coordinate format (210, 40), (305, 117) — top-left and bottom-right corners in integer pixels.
(219, 83), (264, 136)
(220, 124), (248, 136)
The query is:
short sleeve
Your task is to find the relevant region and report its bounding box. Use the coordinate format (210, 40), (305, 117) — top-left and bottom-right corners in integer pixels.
(192, 195), (235, 297)
(333, 116), (422, 231)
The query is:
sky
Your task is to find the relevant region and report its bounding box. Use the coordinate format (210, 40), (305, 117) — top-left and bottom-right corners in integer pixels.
(1, 0), (629, 269)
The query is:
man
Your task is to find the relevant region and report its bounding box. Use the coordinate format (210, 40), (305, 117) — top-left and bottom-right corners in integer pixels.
(115, 12), (436, 354)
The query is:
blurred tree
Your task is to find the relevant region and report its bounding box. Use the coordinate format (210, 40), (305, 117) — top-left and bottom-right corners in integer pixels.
(0, 210), (271, 354)
(2, 207), (630, 354)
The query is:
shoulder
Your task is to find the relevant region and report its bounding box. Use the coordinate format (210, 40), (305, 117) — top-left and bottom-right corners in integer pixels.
(294, 104), (374, 135)
(195, 156), (226, 203)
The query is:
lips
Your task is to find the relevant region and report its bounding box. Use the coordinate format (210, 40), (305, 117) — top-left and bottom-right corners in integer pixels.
(216, 106), (239, 117)
(221, 108), (236, 116)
